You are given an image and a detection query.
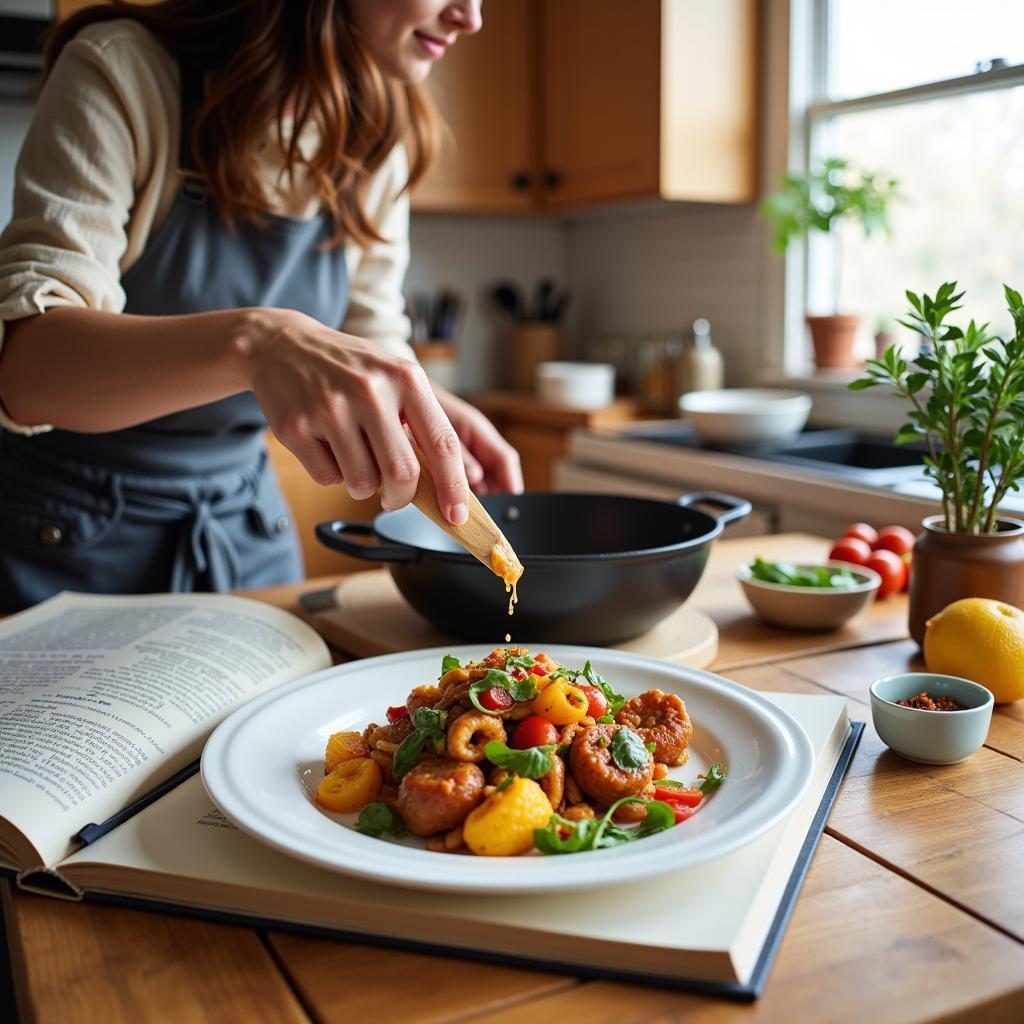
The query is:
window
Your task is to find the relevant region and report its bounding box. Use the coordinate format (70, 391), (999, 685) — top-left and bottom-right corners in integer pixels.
(797, 0), (1024, 366)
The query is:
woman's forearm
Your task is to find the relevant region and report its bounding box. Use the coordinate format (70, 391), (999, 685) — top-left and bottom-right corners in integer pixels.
(0, 306), (259, 432)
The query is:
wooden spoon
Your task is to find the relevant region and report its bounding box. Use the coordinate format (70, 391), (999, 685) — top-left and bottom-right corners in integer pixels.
(411, 451), (524, 597)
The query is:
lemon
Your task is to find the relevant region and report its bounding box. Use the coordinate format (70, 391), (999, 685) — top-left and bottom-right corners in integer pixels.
(923, 598), (1024, 703)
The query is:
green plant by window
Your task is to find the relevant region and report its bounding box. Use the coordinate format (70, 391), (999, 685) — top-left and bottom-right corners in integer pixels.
(849, 282), (1024, 534)
(761, 158), (901, 314)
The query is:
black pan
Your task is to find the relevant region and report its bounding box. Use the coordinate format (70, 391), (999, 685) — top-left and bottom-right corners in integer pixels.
(315, 491), (750, 644)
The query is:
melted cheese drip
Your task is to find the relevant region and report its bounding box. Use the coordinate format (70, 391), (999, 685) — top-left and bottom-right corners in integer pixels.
(489, 542), (523, 618)
(504, 633), (512, 643)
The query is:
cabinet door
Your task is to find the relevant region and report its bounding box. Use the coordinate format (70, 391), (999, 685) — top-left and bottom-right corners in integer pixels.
(541, 0), (662, 208)
(412, 0), (539, 213)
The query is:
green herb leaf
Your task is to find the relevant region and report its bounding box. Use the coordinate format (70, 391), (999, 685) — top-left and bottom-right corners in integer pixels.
(637, 799), (675, 836)
(391, 731), (428, 780)
(610, 728), (650, 771)
(698, 763), (727, 795)
(356, 802), (407, 838)
(532, 793), (677, 855)
(596, 713), (615, 725)
(467, 669), (514, 715)
(483, 740), (556, 779)
(645, 741), (657, 752)
(582, 660), (626, 715)
(507, 676), (539, 702)
(494, 776), (515, 793)
(392, 708), (449, 779)
(504, 654), (537, 670)
(441, 654), (461, 674)
(651, 778), (684, 790)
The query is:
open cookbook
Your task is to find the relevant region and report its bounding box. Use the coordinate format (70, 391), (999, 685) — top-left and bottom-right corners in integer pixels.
(0, 591), (860, 1000)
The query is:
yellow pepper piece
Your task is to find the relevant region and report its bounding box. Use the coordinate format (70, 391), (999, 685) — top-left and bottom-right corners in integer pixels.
(532, 679), (588, 725)
(324, 730), (370, 774)
(463, 776), (553, 856)
(316, 757), (382, 814)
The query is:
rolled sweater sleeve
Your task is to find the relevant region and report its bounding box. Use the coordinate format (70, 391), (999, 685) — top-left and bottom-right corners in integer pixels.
(0, 25), (173, 433)
(341, 144), (416, 362)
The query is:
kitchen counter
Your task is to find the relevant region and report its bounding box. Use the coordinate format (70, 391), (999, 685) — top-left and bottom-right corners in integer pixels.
(5, 534), (1024, 1022)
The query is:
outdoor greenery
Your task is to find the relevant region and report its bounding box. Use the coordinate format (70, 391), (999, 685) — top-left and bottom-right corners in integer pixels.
(850, 282), (1024, 534)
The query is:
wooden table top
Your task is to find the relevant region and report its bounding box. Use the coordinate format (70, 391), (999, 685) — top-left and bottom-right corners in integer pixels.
(5, 534), (1024, 1023)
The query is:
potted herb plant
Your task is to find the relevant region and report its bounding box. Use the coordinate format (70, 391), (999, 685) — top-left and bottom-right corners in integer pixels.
(761, 157), (901, 369)
(850, 281), (1024, 645)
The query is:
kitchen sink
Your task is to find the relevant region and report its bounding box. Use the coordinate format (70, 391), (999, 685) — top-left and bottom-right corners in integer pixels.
(627, 427), (928, 486)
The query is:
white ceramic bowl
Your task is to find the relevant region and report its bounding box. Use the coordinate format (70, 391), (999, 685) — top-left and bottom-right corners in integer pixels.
(677, 388), (812, 447)
(536, 361), (615, 409)
(736, 560), (882, 631)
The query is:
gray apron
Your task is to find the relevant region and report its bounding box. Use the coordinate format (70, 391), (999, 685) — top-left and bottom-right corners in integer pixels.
(0, 63), (350, 611)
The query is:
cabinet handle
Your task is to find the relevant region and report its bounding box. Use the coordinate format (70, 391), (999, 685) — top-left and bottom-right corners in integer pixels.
(510, 171), (532, 192)
(543, 170), (561, 189)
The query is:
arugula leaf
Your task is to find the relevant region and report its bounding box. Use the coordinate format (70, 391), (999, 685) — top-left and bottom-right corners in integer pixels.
(549, 666), (582, 682)
(610, 728), (650, 771)
(582, 661), (626, 715)
(392, 708), (449, 779)
(467, 669), (537, 715)
(356, 802), (407, 838)
(441, 654), (461, 674)
(698, 763), (727, 795)
(532, 794), (675, 855)
(596, 714), (615, 724)
(483, 740), (556, 779)
(504, 654), (537, 670)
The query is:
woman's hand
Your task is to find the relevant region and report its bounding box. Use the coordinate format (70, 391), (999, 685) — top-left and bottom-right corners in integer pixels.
(432, 384), (524, 495)
(246, 309), (472, 524)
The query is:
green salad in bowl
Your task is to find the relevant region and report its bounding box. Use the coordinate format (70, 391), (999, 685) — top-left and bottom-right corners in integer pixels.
(737, 557), (881, 631)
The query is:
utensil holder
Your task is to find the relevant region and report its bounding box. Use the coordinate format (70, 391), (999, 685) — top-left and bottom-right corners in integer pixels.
(412, 341), (459, 392)
(506, 323), (564, 392)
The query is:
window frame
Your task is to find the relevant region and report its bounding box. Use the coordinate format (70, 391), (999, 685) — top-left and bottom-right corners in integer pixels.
(769, 0), (1024, 381)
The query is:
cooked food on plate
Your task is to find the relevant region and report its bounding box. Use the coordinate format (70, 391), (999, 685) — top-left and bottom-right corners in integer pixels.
(314, 647), (726, 856)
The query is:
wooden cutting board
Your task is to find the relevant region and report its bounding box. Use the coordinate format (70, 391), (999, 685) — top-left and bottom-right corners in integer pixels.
(306, 569), (718, 667)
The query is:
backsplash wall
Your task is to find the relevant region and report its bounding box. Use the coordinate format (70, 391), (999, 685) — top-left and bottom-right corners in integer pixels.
(409, 201), (766, 395)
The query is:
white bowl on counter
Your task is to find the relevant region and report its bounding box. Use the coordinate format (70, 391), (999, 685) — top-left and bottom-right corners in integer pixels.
(536, 361), (616, 409)
(678, 388), (812, 447)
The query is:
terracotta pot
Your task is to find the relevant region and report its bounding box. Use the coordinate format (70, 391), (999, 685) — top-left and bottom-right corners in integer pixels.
(805, 314), (861, 369)
(908, 514), (1024, 646)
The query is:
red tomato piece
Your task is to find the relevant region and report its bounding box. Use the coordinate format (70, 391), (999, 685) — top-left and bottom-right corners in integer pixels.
(828, 537), (872, 565)
(842, 522), (878, 546)
(479, 686), (514, 712)
(576, 684), (609, 719)
(385, 704), (409, 723)
(529, 664), (547, 676)
(866, 549), (907, 597)
(509, 666), (527, 681)
(665, 802), (696, 824)
(511, 716), (559, 749)
(654, 786), (703, 807)
(874, 525), (916, 555)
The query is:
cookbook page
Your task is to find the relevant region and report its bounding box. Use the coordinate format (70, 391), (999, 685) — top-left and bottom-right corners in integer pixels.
(0, 592), (330, 868)
(58, 694), (848, 984)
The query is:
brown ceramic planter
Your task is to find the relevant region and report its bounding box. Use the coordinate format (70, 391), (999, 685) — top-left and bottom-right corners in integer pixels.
(909, 514), (1024, 646)
(805, 314), (861, 369)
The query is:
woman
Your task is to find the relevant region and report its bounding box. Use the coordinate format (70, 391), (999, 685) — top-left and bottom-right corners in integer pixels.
(0, 0), (521, 611)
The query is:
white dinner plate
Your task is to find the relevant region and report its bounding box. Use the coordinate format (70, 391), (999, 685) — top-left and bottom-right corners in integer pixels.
(201, 645), (814, 894)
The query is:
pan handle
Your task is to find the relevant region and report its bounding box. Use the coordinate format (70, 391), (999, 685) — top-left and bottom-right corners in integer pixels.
(315, 521), (420, 563)
(676, 492), (752, 527)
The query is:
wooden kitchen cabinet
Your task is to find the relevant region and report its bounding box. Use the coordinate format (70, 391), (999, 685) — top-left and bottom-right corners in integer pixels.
(419, 0), (758, 213)
(413, 0), (541, 213)
(474, 392), (643, 490)
(541, 0), (758, 208)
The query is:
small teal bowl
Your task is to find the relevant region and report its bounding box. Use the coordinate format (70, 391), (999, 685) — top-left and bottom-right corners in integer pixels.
(870, 673), (994, 765)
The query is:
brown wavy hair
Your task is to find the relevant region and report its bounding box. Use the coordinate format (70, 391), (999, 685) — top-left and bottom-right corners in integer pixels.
(45, 0), (438, 249)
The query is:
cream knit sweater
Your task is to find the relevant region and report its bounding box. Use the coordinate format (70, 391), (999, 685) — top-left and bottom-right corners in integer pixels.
(0, 19), (415, 435)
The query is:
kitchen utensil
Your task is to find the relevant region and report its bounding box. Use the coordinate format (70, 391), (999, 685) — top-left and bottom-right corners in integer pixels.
(536, 361), (615, 409)
(533, 277), (554, 321)
(201, 644), (814, 893)
(869, 672), (993, 764)
(490, 280), (524, 321)
(736, 560), (881, 631)
(410, 450), (522, 590)
(315, 491), (751, 643)
(677, 389), (812, 448)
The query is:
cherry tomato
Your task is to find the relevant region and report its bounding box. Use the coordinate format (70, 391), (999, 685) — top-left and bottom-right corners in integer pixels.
(866, 549), (907, 597)
(385, 704), (409, 723)
(873, 525), (916, 556)
(529, 664), (547, 676)
(511, 715), (559, 749)
(663, 800), (696, 824)
(509, 666), (527, 681)
(479, 686), (514, 712)
(842, 522), (878, 546)
(828, 537), (873, 565)
(576, 684), (609, 719)
(901, 550), (912, 591)
(654, 786), (703, 807)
